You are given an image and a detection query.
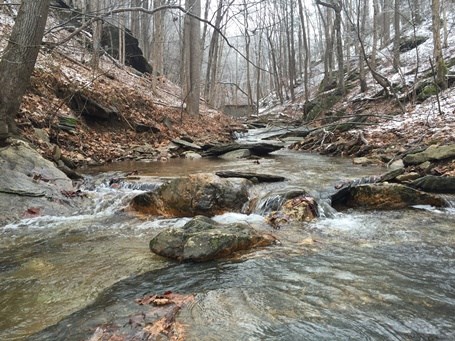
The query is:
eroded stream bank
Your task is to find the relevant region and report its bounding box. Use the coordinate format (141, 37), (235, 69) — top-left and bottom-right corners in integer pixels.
(1, 149), (454, 340)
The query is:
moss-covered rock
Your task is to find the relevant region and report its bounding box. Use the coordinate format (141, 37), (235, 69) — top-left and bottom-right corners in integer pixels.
(417, 83), (438, 102)
(149, 216), (276, 261)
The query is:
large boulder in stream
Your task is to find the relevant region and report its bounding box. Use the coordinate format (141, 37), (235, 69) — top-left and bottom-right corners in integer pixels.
(130, 173), (251, 217)
(331, 183), (448, 210)
(0, 140), (83, 224)
(149, 216), (276, 261)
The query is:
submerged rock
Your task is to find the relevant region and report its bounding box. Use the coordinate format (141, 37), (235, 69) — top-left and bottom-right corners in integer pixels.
(331, 183), (447, 210)
(130, 173), (251, 217)
(149, 216), (276, 261)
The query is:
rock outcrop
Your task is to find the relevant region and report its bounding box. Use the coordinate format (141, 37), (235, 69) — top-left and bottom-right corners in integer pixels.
(0, 140), (82, 224)
(149, 216), (276, 261)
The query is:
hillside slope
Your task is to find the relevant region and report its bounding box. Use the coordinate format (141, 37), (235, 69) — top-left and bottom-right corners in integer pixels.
(0, 10), (238, 168)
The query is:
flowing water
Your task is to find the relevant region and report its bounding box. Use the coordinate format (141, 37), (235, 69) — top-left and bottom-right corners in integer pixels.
(1, 132), (454, 340)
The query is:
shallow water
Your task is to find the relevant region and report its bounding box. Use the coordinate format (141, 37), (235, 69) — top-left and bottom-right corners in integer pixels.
(1, 147), (454, 340)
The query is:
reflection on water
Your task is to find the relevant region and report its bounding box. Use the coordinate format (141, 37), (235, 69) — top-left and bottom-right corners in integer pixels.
(1, 148), (454, 340)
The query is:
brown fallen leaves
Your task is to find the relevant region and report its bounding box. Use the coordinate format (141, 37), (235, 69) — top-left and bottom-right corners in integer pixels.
(87, 292), (194, 341)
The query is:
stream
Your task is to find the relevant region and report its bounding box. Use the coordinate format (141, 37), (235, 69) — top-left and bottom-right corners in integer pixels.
(1, 129), (454, 340)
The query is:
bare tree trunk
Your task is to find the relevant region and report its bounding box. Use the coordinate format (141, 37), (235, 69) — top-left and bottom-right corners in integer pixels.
(285, 0), (296, 101)
(359, 0), (368, 92)
(0, 0), (51, 141)
(442, 0), (448, 48)
(152, 0), (164, 92)
(372, 0), (379, 70)
(392, 0), (400, 70)
(431, 0), (447, 90)
(131, 0), (141, 39)
(413, 0), (422, 24)
(242, 0), (253, 110)
(204, 0), (224, 102)
(183, 0), (201, 115)
(91, 0), (103, 70)
(266, 30), (284, 104)
(381, 0), (391, 47)
(316, 0), (344, 95)
(298, 0), (309, 102)
(141, 0), (150, 59)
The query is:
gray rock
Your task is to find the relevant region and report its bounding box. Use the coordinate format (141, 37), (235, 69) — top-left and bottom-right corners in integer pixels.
(172, 138), (202, 150)
(203, 142), (283, 157)
(219, 149), (251, 160)
(183, 151), (202, 159)
(410, 175), (455, 194)
(403, 144), (455, 165)
(0, 140), (79, 224)
(149, 216), (276, 261)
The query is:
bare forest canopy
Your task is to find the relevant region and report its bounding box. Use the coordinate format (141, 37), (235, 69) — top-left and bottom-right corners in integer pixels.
(0, 0), (454, 167)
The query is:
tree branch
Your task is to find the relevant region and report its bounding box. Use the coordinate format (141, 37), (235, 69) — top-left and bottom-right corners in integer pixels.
(50, 5), (270, 74)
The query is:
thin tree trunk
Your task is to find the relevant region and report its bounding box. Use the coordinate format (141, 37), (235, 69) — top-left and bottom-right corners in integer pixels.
(431, 0), (447, 90)
(372, 0), (379, 70)
(91, 0), (103, 70)
(298, 0), (309, 102)
(359, 0), (368, 92)
(392, 0), (400, 70)
(183, 0), (201, 115)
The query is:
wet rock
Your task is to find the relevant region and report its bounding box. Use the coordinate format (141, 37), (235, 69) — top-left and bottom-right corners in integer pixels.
(203, 142), (283, 157)
(403, 144), (455, 166)
(248, 188), (309, 214)
(0, 139), (81, 224)
(331, 183), (447, 210)
(130, 173), (251, 217)
(409, 175), (455, 194)
(215, 171), (286, 183)
(149, 216), (276, 261)
(183, 151), (202, 159)
(266, 195), (318, 229)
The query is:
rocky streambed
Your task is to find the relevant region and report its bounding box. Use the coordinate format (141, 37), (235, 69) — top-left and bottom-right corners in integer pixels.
(1, 135), (455, 340)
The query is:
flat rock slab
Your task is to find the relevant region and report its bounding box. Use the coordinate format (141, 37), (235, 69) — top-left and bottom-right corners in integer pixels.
(172, 138), (202, 150)
(149, 216), (276, 261)
(215, 171), (286, 183)
(331, 183), (447, 210)
(203, 142), (283, 157)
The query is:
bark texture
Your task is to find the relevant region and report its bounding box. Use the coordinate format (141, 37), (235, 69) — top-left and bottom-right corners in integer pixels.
(0, 0), (51, 141)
